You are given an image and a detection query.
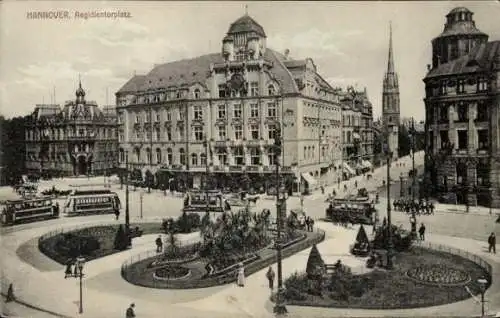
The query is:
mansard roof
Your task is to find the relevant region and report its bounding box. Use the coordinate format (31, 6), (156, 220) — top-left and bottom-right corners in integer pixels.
(425, 40), (500, 79)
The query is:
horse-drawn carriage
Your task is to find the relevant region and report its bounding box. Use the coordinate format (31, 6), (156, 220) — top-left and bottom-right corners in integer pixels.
(325, 197), (376, 225)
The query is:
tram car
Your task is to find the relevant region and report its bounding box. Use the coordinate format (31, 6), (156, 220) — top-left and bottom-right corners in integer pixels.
(63, 189), (121, 216)
(326, 198), (376, 225)
(183, 190), (225, 212)
(1, 197), (58, 225)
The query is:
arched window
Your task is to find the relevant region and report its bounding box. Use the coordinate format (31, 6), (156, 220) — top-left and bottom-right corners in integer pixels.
(179, 148), (186, 165)
(234, 147), (244, 165)
(167, 148), (173, 165)
(146, 148), (152, 164)
(156, 148), (162, 164)
(191, 153), (198, 166)
(250, 147), (261, 165)
(134, 147), (140, 163)
(268, 85), (275, 96)
(194, 89), (201, 99)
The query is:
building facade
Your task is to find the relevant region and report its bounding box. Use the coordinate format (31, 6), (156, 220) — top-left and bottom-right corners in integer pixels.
(116, 14), (343, 192)
(382, 24), (400, 160)
(25, 81), (118, 177)
(423, 7), (500, 208)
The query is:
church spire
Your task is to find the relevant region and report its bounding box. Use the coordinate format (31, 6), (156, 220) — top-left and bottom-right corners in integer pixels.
(387, 21), (395, 74)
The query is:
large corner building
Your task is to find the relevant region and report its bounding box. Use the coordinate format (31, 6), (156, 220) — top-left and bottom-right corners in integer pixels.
(116, 14), (345, 192)
(423, 7), (500, 208)
(25, 81), (118, 177)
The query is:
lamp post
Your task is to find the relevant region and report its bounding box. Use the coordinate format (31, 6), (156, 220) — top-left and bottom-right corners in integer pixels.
(409, 118), (417, 237)
(76, 256), (86, 314)
(399, 173), (404, 198)
(125, 152), (131, 246)
(478, 278), (488, 317)
(139, 191), (144, 219)
(384, 126), (394, 269)
(203, 137), (210, 214)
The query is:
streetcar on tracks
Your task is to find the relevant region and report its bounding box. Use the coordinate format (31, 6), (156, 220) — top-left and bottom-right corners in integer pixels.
(63, 189), (121, 216)
(1, 197), (59, 225)
(182, 190), (225, 213)
(325, 197), (376, 225)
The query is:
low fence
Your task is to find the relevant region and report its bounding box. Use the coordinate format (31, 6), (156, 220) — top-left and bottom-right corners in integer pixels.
(416, 241), (493, 283)
(121, 228), (326, 289)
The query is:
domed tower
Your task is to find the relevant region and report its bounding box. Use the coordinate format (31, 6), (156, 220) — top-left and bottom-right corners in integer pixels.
(431, 7), (488, 68)
(75, 78), (86, 104)
(222, 12), (267, 62)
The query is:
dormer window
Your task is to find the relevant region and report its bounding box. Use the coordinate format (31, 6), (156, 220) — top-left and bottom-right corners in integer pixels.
(176, 91), (182, 99)
(194, 89), (201, 99)
(268, 85), (275, 96)
(250, 82), (259, 96)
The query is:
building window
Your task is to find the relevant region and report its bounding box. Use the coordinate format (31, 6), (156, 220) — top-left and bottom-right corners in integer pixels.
(194, 89), (201, 99)
(458, 79), (465, 93)
(144, 112), (149, 123)
(456, 162), (467, 185)
(439, 104), (449, 123)
(166, 127), (172, 141)
(478, 129), (488, 150)
(250, 103), (259, 118)
(179, 110), (185, 121)
(268, 149), (276, 165)
(178, 124), (184, 139)
(250, 147), (261, 165)
(167, 148), (173, 164)
(267, 103), (277, 117)
(217, 149), (227, 165)
(233, 104), (242, 118)
(146, 129), (152, 141)
(477, 163), (489, 186)
(234, 147), (244, 165)
(268, 85), (275, 96)
(176, 91), (182, 99)
(478, 78), (488, 91)
(457, 104), (468, 122)
(194, 126), (203, 141)
(119, 131), (124, 142)
(250, 124), (259, 139)
(218, 104), (226, 119)
(193, 105), (203, 120)
(303, 146), (307, 160)
(146, 148), (152, 164)
(119, 149), (125, 163)
(250, 82), (259, 96)
(134, 148), (140, 163)
(268, 124), (276, 140)
(440, 130), (449, 149)
(217, 126), (226, 140)
(457, 130), (468, 150)
(155, 112), (160, 122)
(200, 153), (206, 166)
(135, 114), (139, 123)
(235, 51), (246, 61)
(179, 148), (185, 165)
(166, 111), (172, 121)
(218, 85), (226, 98)
(135, 130), (140, 140)
(156, 148), (162, 164)
(234, 125), (243, 140)
(191, 153), (198, 166)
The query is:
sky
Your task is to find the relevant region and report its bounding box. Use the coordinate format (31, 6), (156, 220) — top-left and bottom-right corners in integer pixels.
(1, 1), (499, 120)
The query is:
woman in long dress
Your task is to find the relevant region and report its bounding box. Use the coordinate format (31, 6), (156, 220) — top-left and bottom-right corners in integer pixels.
(236, 263), (245, 287)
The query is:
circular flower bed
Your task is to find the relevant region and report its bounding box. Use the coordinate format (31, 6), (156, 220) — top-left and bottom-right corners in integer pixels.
(154, 266), (190, 280)
(406, 264), (471, 286)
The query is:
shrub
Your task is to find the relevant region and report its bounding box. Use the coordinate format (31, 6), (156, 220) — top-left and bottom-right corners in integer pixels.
(55, 234), (100, 258)
(284, 272), (308, 301)
(306, 244), (326, 279)
(372, 224), (413, 252)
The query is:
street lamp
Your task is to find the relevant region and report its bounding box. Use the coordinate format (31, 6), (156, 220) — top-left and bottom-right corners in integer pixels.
(139, 190), (144, 219)
(478, 278), (488, 317)
(76, 256), (86, 314)
(124, 152), (131, 247)
(203, 136), (210, 214)
(399, 172), (405, 198)
(409, 118), (417, 238)
(384, 125), (394, 270)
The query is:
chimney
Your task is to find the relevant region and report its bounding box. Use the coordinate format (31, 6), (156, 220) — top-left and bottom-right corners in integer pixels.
(284, 49), (290, 60)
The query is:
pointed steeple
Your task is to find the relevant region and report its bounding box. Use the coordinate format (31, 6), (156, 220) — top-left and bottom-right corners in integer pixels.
(387, 21), (395, 74)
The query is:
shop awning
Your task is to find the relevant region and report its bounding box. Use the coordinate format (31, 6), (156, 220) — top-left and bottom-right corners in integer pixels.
(301, 173), (318, 187)
(343, 162), (356, 175)
(361, 160), (372, 169)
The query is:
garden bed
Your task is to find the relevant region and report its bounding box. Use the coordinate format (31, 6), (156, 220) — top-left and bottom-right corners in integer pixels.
(282, 246), (490, 309)
(38, 222), (164, 265)
(153, 266), (191, 281)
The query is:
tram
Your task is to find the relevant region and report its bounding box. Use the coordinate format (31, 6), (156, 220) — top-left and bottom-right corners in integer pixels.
(183, 190), (225, 212)
(1, 197), (58, 225)
(325, 197), (376, 225)
(63, 189), (121, 216)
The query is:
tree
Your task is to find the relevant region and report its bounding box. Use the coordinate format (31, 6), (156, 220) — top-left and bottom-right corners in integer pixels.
(114, 225), (128, 250)
(1, 116), (28, 185)
(306, 244), (326, 279)
(398, 124), (411, 158)
(354, 225), (369, 246)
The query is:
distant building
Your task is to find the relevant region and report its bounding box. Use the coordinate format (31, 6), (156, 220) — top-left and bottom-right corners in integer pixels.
(423, 7), (500, 208)
(25, 80), (118, 177)
(115, 13), (343, 193)
(382, 23), (400, 160)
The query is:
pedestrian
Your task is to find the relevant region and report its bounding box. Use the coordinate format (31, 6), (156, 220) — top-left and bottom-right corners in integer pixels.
(126, 303), (136, 318)
(419, 223), (426, 241)
(310, 218), (315, 231)
(488, 232), (496, 253)
(321, 185), (325, 195)
(266, 266), (275, 290)
(73, 259), (79, 277)
(114, 209), (120, 220)
(300, 194), (304, 207)
(355, 180), (358, 188)
(64, 259), (73, 279)
(236, 263), (245, 287)
(155, 235), (163, 253)
(304, 217), (310, 231)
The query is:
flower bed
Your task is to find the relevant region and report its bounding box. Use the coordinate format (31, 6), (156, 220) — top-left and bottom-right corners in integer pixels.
(39, 223), (164, 265)
(406, 264), (470, 286)
(281, 246), (489, 309)
(153, 266), (191, 280)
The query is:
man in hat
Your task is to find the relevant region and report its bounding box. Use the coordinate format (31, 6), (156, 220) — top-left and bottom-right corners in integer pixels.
(126, 303), (136, 318)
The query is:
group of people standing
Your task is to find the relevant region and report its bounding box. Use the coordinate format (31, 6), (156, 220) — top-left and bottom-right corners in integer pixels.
(64, 258), (81, 278)
(394, 199), (435, 215)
